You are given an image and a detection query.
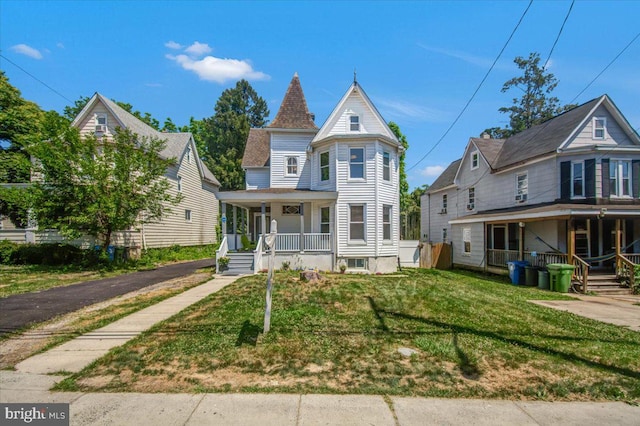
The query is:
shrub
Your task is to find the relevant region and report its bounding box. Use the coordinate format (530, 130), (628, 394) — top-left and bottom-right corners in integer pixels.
(0, 240), (18, 264)
(280, 260), (290, 271)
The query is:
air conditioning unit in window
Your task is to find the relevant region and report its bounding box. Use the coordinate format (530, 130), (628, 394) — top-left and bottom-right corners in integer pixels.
(95, 125), (106, 133)
(515, 194), (527, 202)
(439, 208), (447, 214)
(466, 203), (474, 210)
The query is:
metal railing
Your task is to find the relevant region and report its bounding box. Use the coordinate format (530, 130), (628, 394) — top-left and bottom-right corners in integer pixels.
(572, 255), (590, 294)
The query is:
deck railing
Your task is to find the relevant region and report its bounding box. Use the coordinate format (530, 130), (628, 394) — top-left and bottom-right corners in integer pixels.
(274, 233), (332, 253)
(616, 254), (637, 291)
(487, 249), (568, 268)
(572, 255), (590, 294)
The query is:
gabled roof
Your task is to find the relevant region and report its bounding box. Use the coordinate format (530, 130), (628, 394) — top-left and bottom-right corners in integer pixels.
(242, 128), (270, 168)
(267, 73), (317, 129)
(427, 159), (461, 193)
(472, 137), (505, 168)
(71, 93), (220, 186)
(311, 81), (400, 147)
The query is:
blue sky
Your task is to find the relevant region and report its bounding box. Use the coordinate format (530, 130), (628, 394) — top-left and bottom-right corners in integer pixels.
(2, 1), (639, 189)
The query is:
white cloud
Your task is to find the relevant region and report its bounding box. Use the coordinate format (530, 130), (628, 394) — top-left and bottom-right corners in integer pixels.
(184, 41), (212, 57)
(167, 53), (269, 84)
(165, 40), (183, 49)
(11, 44), (43, 59)
(420, 165), (445, 177)
(376, 98), (447, 122)
(56, 42), (65, 49)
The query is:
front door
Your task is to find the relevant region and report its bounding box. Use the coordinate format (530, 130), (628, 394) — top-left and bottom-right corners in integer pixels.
(493, 226), (507, 250)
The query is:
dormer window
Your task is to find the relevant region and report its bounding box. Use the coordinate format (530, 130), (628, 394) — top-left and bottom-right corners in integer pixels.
(593, 117), (606, 140)
(471, 151), (479, 170)
(350, 115), (360, 131)
(286, 156), (298, 176)
(95, 114), (107, 133)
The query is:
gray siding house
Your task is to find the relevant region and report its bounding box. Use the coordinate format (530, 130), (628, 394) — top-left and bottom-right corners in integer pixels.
(422, 95), (640, 291)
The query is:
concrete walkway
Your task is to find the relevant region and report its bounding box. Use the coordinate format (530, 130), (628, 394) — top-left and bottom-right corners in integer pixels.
(531, 294), (640, 332)
(1, 370), (638, 425)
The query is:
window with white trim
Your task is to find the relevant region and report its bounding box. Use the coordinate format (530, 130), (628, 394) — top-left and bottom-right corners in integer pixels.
(610, 160), (631, 197)
(95, 113), (107, 133)
(516, 173), (528, 202)
(350, 115), (360, 131)
(593, 117), (606, 140)
(382, 205), (391, 240)
(320, 151), (330, 181)
(282, 205), (301, 215)
(285, 156), (298, 176)
(471, 151), (479, 170)
(349, 147), (364, 179)
(349, 205), (365, 241)
(177, 176), (182, 192)
(467, 187), (475, 210)
(463, 227), (471, 254)
(347, 258), (366, 269)
(186, 147), (192, 164)
(320, 207), (330, 234)
(572, 161), (584, 198)
(442, 194), (447, 213)
(383, 151), (390, 181)
(442, 228), (448, 243)
(185, 209), (192, 222)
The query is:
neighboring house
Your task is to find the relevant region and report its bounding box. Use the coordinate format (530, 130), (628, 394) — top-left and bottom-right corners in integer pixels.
(1, 93), (220, 249)
(218, 73), (403, 273)
(422, 95), (640, 291)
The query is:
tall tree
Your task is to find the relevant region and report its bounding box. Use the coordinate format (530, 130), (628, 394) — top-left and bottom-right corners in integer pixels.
(204, 80), (269, 190)
(29, 117), (182, 251)
(180, 117), (208, 161)
(388, 122), (410, 211)
(484, 52), (575, 137)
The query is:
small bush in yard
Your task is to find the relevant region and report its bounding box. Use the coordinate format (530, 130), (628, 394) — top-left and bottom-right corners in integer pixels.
(0, 240), (17, 264)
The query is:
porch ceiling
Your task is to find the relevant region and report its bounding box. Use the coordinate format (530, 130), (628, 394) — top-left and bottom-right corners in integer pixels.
(449, 203), (640, 225)
(218, 188), (338, 208)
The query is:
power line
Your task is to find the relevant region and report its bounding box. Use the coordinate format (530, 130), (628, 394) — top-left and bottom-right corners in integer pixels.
(0, 53), (74, 104)
(543, 0), (574, 70)
(570, 31), (640, 104)
(407, 0), (533, 173)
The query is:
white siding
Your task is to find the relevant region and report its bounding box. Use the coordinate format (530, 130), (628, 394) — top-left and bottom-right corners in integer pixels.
(451, 222), (484, 269)
(270, 133), (313, 189)
(376, 141), (399, 257)
(310, 145), (336, 191)
(566, 105), (634, 149)
(325, 95), (389, 137)
(246, 168), (270, 190)
(424, 188), (456, 243)
(76, 104), (119, 139)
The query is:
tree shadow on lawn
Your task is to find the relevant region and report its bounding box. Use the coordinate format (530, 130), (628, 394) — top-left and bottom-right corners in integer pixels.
(366, 296), (639, 381)
(235, 320), (261, 347)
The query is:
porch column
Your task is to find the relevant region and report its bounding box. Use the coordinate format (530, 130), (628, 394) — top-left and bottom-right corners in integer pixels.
(241, 208), (245, 241)
(221, 202), (227, 236)
(299, 202), (305, 253)
(261, 202), (266, 241)
(568, 219), (575, 261)
(615, 219), (622, 257)
(518, 222), (524, 261)
(233, 205), (238, 250)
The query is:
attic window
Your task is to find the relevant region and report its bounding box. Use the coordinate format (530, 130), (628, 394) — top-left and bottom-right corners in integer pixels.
(95, 114), (107, 133)
(186, 147), (192, 164)
(471, 151), (479, 170)
(350, 115), (360, 131)
(593, 118), (606, 140)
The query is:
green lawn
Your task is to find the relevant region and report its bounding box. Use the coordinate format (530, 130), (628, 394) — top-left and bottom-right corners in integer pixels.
(57, 269), (640, 402)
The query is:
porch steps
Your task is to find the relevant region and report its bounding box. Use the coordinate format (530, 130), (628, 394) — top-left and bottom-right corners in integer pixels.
(223, 252), (254, 275)
(584, 273), (632, 296)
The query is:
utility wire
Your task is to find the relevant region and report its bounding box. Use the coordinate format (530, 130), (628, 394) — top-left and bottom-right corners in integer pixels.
(407, 0), (533, 173)
(0, 53), (74, 104)
(570, 31), (640, 104)
(543, 0), (574, 70)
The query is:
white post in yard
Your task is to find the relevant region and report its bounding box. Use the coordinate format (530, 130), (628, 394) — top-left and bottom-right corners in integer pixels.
(264, 219), (278, 334)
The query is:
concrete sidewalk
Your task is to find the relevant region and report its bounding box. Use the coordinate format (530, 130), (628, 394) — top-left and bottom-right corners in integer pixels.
(1, 371), (638, 425)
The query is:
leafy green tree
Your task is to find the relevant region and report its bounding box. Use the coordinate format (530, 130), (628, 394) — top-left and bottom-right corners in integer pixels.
(180, 117), (208, 161)
(484, 52), (576, 137)
(388, 122), (410, 211)
(29, 116), (182, 251)
(204, 80), (269, 190)
(162, 117), (178, 133)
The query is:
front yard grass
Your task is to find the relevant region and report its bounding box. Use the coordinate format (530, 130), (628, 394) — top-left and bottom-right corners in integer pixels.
(57, 269), (640, 402)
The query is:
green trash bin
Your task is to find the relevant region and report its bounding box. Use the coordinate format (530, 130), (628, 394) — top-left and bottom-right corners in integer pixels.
(538, 269), (549, 290)
(547, 263), (575, 293)
(524, 265), (538, 286)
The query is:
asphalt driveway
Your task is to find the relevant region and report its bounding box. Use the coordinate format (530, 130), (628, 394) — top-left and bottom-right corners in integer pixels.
(0, 258), (214, 335)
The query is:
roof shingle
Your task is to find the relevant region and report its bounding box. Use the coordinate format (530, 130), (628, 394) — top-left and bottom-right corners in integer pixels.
(268, 73), (317, 129)
(242, 129), (270, 168)
(427, 159), (461, 193)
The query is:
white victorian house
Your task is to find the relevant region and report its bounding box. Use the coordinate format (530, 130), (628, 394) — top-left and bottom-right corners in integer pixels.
(218, 74), (403, 274)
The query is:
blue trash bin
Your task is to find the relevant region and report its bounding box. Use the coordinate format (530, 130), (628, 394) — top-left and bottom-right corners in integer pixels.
(106, 245), (115, 262)
(507, 260), (529, 285)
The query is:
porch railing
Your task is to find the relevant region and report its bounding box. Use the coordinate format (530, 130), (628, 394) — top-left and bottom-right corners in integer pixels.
(274, 233), (332, 253)
(572, 255), (590, 294)
(215, 236), (228, 274)
(253, 234), (264, 274)
(616, 254), (637, 290)
(487, 249), (568, 268)
(303, 233), (332, 252)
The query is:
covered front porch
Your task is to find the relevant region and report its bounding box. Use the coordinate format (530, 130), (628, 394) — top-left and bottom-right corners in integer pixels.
(216, 189), (338, 273)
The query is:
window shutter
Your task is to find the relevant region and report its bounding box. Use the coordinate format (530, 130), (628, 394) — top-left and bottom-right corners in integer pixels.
(601, 159), (610, 198)
(585, 159), (596, 198)
(633, 160), (640, 198)
(560, 161), (570, 200)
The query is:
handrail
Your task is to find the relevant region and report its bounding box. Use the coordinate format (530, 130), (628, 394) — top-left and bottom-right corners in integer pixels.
(572, 254), (590, 294)
(253, 234), (264, 274)
(617, 254), (636, 290)
(215, 236), (228, 274)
